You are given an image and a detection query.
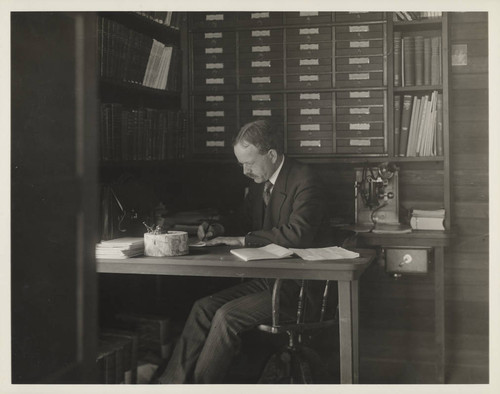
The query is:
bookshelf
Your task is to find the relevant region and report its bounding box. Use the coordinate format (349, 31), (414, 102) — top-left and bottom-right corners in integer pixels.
(97, 12), (185, 164)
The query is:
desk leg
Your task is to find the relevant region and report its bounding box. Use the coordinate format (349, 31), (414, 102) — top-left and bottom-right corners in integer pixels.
(435, 246), (445, 383)
(338, 280), (359, 384)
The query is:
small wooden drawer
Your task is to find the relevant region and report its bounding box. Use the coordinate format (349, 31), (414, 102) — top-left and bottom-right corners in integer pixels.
(238, 59), (284, 76)
(287, 122), (332, 132)
(335, 23), (384, 40)
(239, 28), (284, 44)
(384, 247), (430, 274)
(286, 27), (332, 43)
(286, 73), (333, 89)
(192, 31), (236, 49)
(190, 12), (237, 29)
(285, 12), (333, 25)
(237, 12), (284, 27)
(334, 12), (385, 22)
(287, 92), (333, 108)
(287, 138), (333, 154)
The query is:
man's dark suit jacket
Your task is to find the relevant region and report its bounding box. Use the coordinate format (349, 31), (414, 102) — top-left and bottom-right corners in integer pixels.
(231, 157), (336, 321)
(242, 157), (332, 249)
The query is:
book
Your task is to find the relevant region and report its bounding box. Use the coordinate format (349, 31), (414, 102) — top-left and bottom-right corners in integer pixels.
(403, 36), (414, 86)
(393, 31), (402, 87)
(436, 93), (444, 156)
(424, 37), (432, 85)
(431, 36), (441, 85)
(230, 243), (294, 261)
(399, 94), (413, 156)
(410, 216), (445, 230)
(414, 36), (424, 86)
(394, 95), (402, 156)
(412, 208), (445, 218)
(289, 246), (360, 261)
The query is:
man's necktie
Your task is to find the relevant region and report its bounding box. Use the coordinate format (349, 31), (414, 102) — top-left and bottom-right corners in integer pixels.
(263, 180), (273, 206)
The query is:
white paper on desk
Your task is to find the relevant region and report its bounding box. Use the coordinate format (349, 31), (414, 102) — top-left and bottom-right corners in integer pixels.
(289, 246), (360, 261)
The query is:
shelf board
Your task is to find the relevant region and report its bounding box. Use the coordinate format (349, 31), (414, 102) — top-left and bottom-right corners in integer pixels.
(393, 17), (442, 31)
(394, 85), (443, 93)
(100, 12), (180, 45)
(100, 78), (181, 98)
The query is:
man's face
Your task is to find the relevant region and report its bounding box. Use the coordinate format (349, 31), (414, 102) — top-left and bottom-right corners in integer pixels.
(234, 142), (276, 183)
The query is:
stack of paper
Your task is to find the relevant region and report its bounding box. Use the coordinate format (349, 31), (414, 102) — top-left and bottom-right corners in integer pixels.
(96, 237), (144, 259)
(289, 246), (360, 261)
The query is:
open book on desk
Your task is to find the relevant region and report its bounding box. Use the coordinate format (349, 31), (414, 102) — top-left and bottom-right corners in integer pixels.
(230, 243), (359, 262)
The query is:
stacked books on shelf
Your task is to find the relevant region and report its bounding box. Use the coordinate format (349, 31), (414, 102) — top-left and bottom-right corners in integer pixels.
(98, 17), (181, 91)
(393, 32), (442, 87)
(410, 208), (445, 230)
(100, 104), (184, 161)
(134, 11), (182, 29)
(393, 12), (442, 21)
(96, 237), (145, 259)
(394, 91), (443, 157)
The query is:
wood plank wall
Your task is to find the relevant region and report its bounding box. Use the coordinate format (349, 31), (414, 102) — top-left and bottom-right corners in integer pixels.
(350, 12), (489, 384)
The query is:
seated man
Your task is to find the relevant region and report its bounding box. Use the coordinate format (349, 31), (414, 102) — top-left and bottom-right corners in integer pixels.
(158, 119), (333, 384)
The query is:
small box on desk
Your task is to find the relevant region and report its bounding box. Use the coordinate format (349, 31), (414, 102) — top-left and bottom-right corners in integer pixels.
(114, 312), (173, 361)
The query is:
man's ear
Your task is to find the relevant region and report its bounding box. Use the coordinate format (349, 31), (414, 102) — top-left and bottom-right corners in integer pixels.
(268, 149), (278, 163)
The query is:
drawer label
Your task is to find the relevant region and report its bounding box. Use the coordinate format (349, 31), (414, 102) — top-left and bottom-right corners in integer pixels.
(206, 78), (224, 84)
(300, 93), (320, 100)
(252, 94), (271, 101)
(349, 25), (370, 33)
(350, 41), (370, 48)
(300, 140), (321, 147)
(205, 47), (223, 54)
(300, 124), (320, 131)
(350, 139), (371, 146)
(300, 12), (319, 16)
(350, 107), (370, 114)
(349, 123), (370, 130)
(252, 45), (271, 52)
(300, 28), (319, 35)
(300, 58), (319, 66)
(206, 95), (224, 102)
(252, 60), (271, 67)
(206, 14), (224, 21)
(252, 76), (271, 83)
(300, 75), (319, 81)
(206, 140), (225, 147)
(252, 30), (271, 37)
(251, 12), (270, 19)
(300, 108), (320, 115)
(206, 111), (224, 117)
(204, 32), (223, 39)
(349, 73), (370, 80)
(349, 57), (370, 64)
(207, 126), (225, 132)
(300, 43), (319, 50)
(206, 63), (224, 69)
(350, 91), (370, 98)
(253, 109), (272, 116)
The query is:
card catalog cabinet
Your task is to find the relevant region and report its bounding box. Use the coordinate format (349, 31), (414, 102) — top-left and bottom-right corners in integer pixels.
(188, 12), (388, 158)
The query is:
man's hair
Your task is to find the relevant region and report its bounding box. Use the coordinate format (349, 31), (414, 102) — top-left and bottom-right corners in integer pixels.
(233, 120), (284, 155)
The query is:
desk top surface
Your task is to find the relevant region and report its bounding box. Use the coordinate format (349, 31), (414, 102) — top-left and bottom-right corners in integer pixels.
(97, 246), (376, 281)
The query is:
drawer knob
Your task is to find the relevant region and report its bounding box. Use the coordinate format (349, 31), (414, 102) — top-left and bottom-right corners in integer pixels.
(399, 254), (413, 267)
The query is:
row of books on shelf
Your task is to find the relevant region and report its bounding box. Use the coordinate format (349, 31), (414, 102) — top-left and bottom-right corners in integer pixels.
(409, 208), (445, 230)
(394, 91), (443, 157)
(394, 32), (442, 87)
(98, 16), (181, 91)
(393, 12), (442, 22)
(100, 104), (185, 161)
(134, 11), (182, 29)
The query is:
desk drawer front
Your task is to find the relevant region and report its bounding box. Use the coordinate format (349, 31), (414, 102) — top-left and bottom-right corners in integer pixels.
(385, 247), (429, 274)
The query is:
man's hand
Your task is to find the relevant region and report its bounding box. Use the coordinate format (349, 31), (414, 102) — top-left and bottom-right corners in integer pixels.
(205, 236), (245, 247)
(197, 222), (225, 241)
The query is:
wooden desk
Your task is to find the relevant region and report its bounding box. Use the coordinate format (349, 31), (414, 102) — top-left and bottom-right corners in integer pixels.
(97, 246), (375, 384)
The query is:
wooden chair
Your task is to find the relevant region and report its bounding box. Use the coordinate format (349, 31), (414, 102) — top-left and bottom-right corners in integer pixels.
(257, 279), (339, 384)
